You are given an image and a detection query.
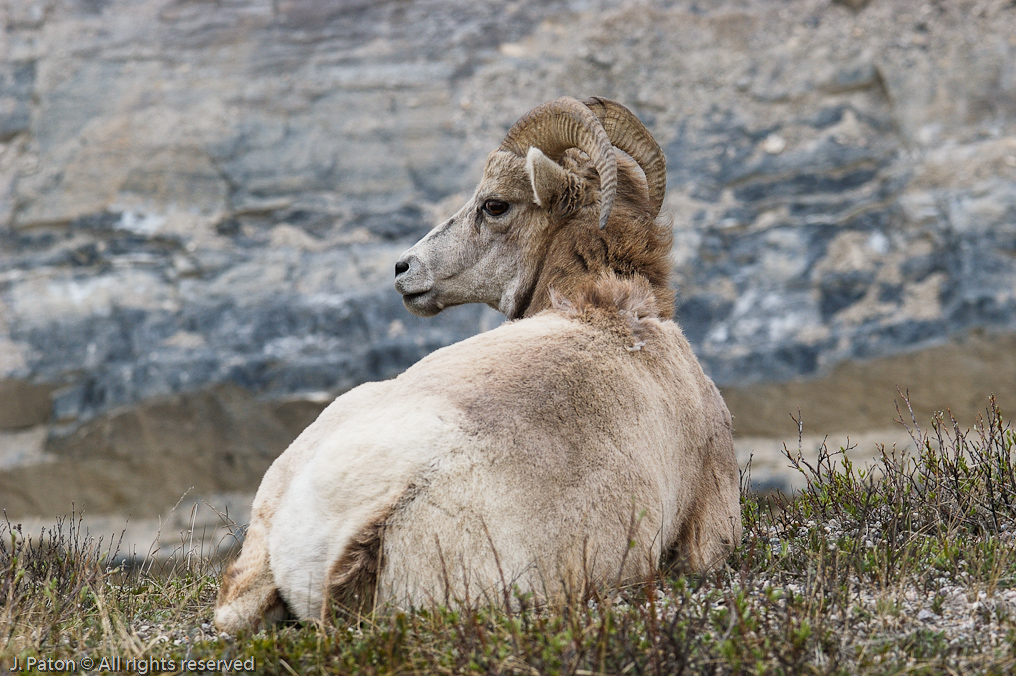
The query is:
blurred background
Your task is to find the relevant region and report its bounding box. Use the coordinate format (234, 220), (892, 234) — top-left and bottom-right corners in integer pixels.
(1, 0), (1015, 556)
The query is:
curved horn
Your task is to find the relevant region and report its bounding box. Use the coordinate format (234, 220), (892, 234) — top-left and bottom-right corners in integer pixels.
(582, 97), (667, 219)
(500, 97), (617, 230)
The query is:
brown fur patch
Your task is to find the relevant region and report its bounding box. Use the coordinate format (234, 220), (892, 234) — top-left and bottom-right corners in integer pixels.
(549, 273), (660, 353)
(325, 505), (394, 621)
(551, 272), (658, 319)
(521, 150), (675, 320)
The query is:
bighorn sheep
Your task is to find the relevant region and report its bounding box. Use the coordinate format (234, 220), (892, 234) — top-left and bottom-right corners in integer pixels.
(215, 97), (741, 632)
(393, 96), (675, 321)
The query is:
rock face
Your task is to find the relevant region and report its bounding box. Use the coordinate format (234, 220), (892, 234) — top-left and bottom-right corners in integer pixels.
(2, 0), (1016, 516)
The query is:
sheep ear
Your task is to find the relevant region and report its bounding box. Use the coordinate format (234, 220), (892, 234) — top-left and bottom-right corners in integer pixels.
(526, 147), (571, 212)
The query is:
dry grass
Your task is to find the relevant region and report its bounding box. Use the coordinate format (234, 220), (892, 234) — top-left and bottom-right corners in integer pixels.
(2, 395), (1016, 674)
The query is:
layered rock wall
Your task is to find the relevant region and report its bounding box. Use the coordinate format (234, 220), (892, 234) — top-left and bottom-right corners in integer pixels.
(2, 0), (1016, 516)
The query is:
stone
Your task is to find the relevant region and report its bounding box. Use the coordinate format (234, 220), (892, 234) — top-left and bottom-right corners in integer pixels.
(832, 0), (872, 14)
(0, 379), (52, 429)
(2, 0), (1016, 519)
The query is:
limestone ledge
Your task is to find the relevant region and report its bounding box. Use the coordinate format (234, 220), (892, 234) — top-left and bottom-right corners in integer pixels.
(2, 0), (1016, 518)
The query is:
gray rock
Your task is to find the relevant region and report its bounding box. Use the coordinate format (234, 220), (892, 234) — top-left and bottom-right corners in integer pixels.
(0, 379), (52, 429)
(2, 0), (1016, 516)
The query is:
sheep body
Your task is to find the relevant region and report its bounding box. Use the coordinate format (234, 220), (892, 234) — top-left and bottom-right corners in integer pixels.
(215, 97), (742, 631)
(216, 275), (738, 629)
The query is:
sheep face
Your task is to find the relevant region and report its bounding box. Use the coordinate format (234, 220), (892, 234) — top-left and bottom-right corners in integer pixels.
(394, 96), (670, 320)
(394, 149), (569, 318)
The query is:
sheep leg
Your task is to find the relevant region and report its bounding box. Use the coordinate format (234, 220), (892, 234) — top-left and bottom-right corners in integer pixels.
(214, 520), (290, 632)
(669, 433), (742, 572)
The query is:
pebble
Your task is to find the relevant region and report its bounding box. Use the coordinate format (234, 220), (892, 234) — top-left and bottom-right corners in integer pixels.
(762, 134), (787, 154)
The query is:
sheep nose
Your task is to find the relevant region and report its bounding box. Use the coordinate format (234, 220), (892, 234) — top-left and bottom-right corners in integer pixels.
(395, 259), (410, 276)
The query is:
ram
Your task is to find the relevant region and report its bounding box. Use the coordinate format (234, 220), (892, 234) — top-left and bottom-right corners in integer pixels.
(215, 97), (741, 632)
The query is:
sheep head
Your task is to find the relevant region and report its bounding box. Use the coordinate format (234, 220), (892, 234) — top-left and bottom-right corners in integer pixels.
(394, 96), (668, 320)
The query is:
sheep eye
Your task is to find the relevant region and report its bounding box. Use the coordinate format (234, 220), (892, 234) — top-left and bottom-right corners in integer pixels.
(482, 199), (510, 217)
